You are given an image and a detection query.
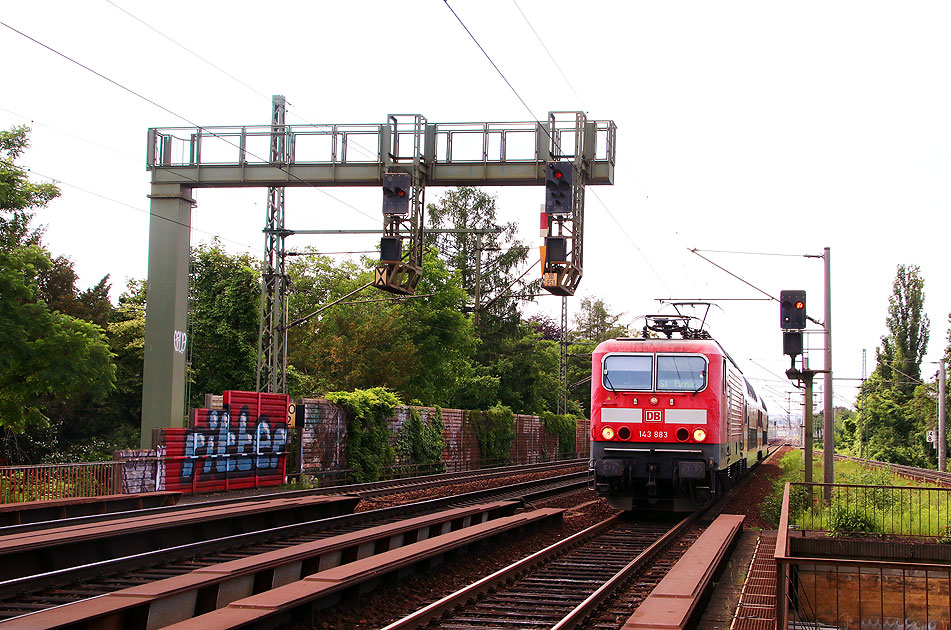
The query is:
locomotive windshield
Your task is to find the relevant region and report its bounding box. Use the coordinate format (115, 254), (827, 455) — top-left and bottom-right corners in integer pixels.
(656, 356), (706, 391)
(602, 355), (652, 390)
(602, 353), (707, 392)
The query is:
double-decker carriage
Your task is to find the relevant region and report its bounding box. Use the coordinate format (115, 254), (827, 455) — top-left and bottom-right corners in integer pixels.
(589, 309), (767, 511)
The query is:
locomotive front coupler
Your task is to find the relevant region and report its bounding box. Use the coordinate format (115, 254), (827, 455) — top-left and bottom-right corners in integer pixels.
(646, 462), (658, 496)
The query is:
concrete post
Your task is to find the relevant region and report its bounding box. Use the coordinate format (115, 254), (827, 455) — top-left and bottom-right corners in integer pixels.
(141, 183), (194, 448)
(823, 247), (834, 496)
(940, 359), (946, 472)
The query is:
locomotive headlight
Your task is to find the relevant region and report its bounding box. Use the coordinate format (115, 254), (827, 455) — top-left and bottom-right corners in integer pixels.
(601, 426), (615, 440)
(693, 429), (707, 442)
(650, 396), (658, 405)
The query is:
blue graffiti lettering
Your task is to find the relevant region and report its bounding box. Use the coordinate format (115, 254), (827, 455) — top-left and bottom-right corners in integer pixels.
(178, 406), (288, 481)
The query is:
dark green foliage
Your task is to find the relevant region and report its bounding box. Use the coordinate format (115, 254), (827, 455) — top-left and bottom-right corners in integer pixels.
(425, 187), (536, 319)
(540, 411), (577, 457)
(467, 403), (515, 464)
(326, 388), (399, 482)
(187, 241), (260, 406)
(0, 241), (115, 437)
(834, 265), (945, 469)
(397, 408), (446, 474)
(826, 500), (879, 537)
(1, 125), (59, 249)
(469, 318), (561, 414)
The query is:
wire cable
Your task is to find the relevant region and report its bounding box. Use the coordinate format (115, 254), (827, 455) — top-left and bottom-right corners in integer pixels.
(28, 168), (261, 255)
(103, 0), (270, 101)
(442, 0), (540, 123)
(102, 1), (381, 163)
(442, 0), (675, 297)
(0, 20), (379, 226)
(511, 0), (586, 110)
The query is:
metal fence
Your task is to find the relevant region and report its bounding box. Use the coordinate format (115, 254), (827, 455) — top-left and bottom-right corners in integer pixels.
(776, 482), (951, 630)
(787, 481), (951, 538)
(0, 462), (123, 504)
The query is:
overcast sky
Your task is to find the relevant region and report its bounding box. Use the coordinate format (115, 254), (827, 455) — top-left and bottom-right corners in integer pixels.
(3, 1), (949, 423)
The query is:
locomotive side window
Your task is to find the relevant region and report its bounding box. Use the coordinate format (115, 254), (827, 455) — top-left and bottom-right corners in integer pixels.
(603, 355), (653, 390)
(656, 355), (707, 391)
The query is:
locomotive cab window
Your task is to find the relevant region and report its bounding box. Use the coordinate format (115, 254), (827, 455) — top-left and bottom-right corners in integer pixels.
(656, 355), (707, 391)
(603, 355), (653, 391)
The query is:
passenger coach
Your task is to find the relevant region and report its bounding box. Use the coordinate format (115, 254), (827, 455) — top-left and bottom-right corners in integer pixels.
(589, 315), (767, 511)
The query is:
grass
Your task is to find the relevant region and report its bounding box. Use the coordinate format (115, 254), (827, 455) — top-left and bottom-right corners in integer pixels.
(761, 450), (951, 537)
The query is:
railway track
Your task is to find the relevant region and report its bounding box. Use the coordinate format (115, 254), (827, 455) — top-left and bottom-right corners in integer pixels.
(832, 452), (951, 486)
(382, 513), (696, 630)
(0, 469), (586, 625)
(0, 459), (586, 536)
(382, 444), (782, 630)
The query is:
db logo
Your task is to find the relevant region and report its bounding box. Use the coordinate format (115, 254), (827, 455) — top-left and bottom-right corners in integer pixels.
(645, 410), (662, 422)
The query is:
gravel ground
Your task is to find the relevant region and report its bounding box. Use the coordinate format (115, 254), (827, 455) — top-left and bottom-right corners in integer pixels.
(719, 445), (791, 529)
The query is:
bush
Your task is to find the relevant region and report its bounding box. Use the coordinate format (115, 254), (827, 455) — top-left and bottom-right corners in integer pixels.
(826, 499), (879, 537)
(761, 482), (812, 527)
(467, 404), (515, 465)
(540, 411), (577, 458)
(326, 388), (399, 483)
(397, 407), (446, 474)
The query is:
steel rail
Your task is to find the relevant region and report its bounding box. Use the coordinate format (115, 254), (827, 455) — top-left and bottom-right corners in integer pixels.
(383, 444), (782, 630)
(832, 452), (951, 486)
(379, 514), (624, 630)
(0, 472), (586, 602)
(0, 459), (585, 536)
(550, 513), (697, 630)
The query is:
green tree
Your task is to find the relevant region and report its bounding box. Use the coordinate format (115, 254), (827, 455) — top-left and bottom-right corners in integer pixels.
(567, 296), (628, 415)
(1, 125), (57, 248)
(875, 264), (930, 400)
(286, 251), (477, 406)
(187, 241), (260, 407)
(0, 246), (115, 436)
(462, 317), (561, 414)
(401, 250), (477, 406)
(571, 296), (629, 344)
(0, 126), (115, 450)
(426, 187), (537, 322)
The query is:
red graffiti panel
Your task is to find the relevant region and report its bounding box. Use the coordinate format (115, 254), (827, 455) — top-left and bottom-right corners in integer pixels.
(161, 391), (289, 493)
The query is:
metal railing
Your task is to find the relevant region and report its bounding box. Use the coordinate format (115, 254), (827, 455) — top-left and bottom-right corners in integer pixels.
(147, 118), (617, 170)
(788, 481), (951, 538)
(0, 462), (122, 504)
(775, 481), (951, 629)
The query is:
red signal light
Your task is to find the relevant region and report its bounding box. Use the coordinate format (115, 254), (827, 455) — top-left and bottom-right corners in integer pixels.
(397, 189), (405, 197)
(554, 170), (563, 179)
(795, 301), (804, 309)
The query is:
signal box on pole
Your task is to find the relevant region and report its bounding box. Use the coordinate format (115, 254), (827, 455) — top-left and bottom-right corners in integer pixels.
(780, 290), (806, 329)
(382, 173), (411, 215)
(545, 162), (573, 215)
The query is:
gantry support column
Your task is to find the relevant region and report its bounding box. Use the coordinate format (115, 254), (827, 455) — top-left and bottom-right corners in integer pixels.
(141, 183), (194, 448)
(256, 95), (289, 393)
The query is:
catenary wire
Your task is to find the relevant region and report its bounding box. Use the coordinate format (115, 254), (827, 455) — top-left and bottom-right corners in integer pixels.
(0, 20), (379, 225)
(102, 1), (379, 162)
(442, 0), (675, 297)
(27, 168), (261, 255)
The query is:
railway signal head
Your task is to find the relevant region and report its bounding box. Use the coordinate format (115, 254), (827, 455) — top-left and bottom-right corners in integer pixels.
(380, 236), (401, 262)
(783, 331), (803, 358)
(545, 162), (573, 215)
(780, 290), (806, 329)
(382, 173), (411, 215)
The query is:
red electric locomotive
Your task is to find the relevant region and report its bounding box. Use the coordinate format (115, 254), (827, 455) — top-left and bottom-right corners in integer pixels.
(589, 308), (768, 511)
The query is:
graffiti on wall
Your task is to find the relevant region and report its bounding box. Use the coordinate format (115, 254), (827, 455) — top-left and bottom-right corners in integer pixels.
(179, 406), (288, 478)
(159, 391), (290, 493)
